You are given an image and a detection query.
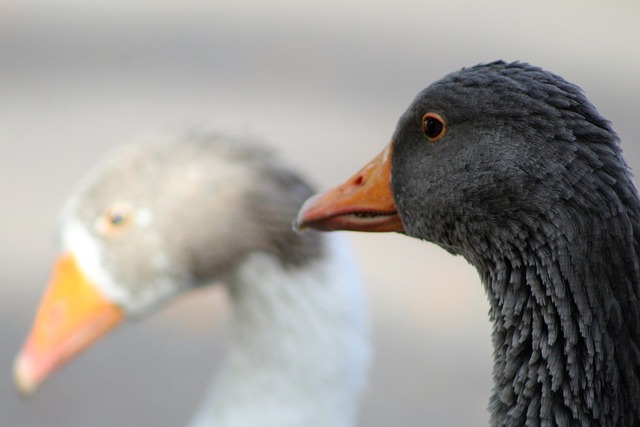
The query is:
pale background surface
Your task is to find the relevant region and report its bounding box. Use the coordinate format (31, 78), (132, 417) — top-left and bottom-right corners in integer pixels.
(1, 1), (639, 426)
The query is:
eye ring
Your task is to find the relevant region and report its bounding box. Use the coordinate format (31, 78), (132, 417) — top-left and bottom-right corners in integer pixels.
(421, 112), (446, 142)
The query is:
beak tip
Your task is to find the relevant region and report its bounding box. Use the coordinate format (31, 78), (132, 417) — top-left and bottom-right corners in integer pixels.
(292, 218), (308, 233)
(13, 353), (39, 398)
(294, 194), (323, 232)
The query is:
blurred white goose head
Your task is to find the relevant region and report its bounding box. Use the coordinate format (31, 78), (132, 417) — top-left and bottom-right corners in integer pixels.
(14, 134), (370, 427)
(56, 136), (323, 316)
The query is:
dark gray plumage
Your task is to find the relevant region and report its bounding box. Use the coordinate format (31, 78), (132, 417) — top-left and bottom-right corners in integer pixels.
(390, 61), (640, 426)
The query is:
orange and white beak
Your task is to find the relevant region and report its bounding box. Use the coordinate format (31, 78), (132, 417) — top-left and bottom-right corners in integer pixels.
(13, 252), (124, 396)
(295, 143), (404, 232)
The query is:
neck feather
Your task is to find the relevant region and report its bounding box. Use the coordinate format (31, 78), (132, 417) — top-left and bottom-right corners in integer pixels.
(474, 212), (640, 427)
(189, 234), (369, 427)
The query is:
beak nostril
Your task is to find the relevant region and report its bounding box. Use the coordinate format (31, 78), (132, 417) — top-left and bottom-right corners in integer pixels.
(353, 175), (364, 186)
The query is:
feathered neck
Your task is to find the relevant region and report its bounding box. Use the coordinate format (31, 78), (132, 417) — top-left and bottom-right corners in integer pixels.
(467, 201), (640, 426)
(188, 234), (369, 427)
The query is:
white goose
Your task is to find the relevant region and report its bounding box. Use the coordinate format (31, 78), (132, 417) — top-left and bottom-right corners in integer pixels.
(14, 134), (370, 427)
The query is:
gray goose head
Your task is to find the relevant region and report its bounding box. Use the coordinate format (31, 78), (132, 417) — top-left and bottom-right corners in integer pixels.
(298, 61), (640, 426)
(15, 134), (369, 427)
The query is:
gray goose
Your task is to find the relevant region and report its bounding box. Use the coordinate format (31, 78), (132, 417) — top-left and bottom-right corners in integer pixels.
(297, 61), (640, 426)
(14, 134), (370, 427)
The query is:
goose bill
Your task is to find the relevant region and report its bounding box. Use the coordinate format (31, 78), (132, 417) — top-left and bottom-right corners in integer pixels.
(296, 144), (404, 232)
(13, 253), (123, 396)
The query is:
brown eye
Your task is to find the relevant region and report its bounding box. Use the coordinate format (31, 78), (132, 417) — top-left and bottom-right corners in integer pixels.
(96, 202), (134, 236)
(422, 113), (445, 141)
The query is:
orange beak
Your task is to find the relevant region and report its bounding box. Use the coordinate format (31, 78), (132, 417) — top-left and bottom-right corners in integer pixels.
(13, 252), (124, 396)
(295, 143), (404, 232)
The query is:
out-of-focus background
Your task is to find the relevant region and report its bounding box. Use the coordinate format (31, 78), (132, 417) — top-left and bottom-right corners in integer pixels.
(2, 1), (639, 426)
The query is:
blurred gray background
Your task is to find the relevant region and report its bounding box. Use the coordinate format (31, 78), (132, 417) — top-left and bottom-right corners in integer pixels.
(2, 1), (639, 426)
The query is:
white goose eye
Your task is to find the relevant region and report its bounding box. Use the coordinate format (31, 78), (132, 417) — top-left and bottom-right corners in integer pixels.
(96, 202), (134, 236)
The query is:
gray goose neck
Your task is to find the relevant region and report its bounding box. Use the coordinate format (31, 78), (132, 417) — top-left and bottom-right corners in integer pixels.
(468, 207), (640, 426)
